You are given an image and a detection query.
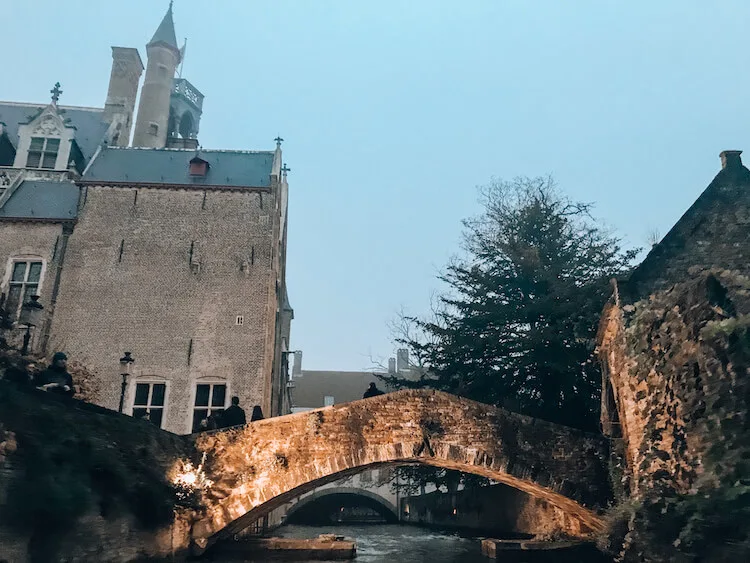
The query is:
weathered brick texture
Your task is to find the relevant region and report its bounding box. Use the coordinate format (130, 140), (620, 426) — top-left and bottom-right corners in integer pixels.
(191, 389), (610, 551)
(49, 185), (281, 434)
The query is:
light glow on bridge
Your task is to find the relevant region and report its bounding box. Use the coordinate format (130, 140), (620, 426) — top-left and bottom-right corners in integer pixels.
(172, 452), (214, 499)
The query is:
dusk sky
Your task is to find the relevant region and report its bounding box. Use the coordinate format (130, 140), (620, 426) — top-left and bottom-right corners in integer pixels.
(5, 1), (748, 371)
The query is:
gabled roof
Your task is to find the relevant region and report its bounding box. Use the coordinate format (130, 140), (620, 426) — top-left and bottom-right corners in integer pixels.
(82, 147), (276, 188)
(149, 4), (179, 53)
(628, 151), (750, 293)
(0, 101), (107, 161)
(0, 180), (79, 221)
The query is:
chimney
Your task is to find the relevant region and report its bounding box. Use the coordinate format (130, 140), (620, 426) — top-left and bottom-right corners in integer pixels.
(720, 150), (742, 170)
(397, 349), (409, 372)
(388, 358), (396, 374)
(292, 351), (303, 377)
(103, 47), (144, 147)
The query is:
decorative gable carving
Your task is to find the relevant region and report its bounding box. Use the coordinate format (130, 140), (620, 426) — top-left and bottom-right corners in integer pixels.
(32, 112), (63, 136)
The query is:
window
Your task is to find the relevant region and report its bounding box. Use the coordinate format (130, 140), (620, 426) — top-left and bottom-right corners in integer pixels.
(324, 395), (335, 407)
(27, 137), (59, 169)
(4, 260), (42, 321)
(192, 382), (226, 432)
(149, 123), (159, 136)
(235, 315), (244, 326)
(132, 382), (167, 428)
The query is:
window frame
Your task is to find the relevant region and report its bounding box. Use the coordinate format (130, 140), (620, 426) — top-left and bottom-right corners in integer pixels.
(2, 257), (46, 322)
(128, 378), (170, 429)
(26, 137), (60, 170)
(189, 379), (229, 433)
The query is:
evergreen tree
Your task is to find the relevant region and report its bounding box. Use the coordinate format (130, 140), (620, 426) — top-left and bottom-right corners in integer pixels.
(381, 176), (637, 430)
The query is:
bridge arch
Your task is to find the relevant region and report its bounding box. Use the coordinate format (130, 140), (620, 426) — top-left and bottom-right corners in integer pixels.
(189, 390), (609, 552)
(283, 486), (399, 524)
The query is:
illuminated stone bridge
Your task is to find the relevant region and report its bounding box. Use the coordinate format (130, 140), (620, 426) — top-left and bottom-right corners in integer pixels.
(190, 389), (610, 552)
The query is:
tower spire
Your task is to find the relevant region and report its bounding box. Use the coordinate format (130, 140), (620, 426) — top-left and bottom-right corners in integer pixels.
(149, 1), (180, 55)
(132, 1), (181, 147)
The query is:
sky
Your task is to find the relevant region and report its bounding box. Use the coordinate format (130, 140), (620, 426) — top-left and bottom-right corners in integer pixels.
(4, 1), (748, 371)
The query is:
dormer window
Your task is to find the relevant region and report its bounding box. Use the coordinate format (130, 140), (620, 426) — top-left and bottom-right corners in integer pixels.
(189, 155), (209, 177)
(27, 137), (59, 169)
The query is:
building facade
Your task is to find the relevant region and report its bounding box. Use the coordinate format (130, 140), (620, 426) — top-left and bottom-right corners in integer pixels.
(0, 4), (293, 433)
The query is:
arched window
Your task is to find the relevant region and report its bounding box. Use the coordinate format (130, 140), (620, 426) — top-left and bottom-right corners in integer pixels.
(179, 111), (194, 139)
(167, 113), (177, 138)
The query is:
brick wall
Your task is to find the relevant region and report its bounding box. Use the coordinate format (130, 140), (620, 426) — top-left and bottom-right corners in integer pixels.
(190, 389), (610, 551)
(49, 184), (281, 434)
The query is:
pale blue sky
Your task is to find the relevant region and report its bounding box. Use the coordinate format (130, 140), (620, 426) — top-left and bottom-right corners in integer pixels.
(4, 1), (748, 370)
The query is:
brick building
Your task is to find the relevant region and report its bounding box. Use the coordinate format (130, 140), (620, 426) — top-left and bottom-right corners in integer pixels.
(0, 4), (294, 433)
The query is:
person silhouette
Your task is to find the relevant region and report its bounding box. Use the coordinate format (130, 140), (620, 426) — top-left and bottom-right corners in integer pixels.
(222, 396), (247, 427)
(363, 382), (384, 399)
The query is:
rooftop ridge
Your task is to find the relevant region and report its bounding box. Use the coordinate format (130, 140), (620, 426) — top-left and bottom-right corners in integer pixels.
(0, 101), (104, 112)
(104, 146), (275, 155)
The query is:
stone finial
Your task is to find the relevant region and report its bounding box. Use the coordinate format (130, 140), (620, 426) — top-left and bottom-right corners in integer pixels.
(720, 150), (742, 170)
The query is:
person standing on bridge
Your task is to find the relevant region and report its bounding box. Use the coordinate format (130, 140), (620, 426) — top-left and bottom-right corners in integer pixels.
(221, 396), (247, 427)
(250, 405), (264, 422)
(363, 382), (384, 399)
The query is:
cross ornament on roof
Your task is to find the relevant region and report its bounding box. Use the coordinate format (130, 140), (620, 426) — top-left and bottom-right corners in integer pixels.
(281, 163), (291, 175)
(50, 82), (63, 104)
(274, 136), (284, 148)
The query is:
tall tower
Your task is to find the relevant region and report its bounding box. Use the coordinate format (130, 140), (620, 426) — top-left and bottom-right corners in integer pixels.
(103, 47), (144, 147)
(132, 3), (181, 148)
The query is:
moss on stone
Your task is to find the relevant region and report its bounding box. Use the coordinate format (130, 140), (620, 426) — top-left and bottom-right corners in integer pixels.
(0, 383), (191, 545)
(600, 270), (750, 561)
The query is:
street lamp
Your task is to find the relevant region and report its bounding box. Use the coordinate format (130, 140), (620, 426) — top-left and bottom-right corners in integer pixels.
(118, 352), (135, 413)
(19, 295), (44, 356)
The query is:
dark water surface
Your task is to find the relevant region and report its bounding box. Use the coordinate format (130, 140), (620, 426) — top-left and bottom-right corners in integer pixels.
(217, 524), (611, 563)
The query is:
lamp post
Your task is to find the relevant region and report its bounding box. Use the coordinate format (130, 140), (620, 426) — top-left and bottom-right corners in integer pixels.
(19, 295), (44, 356)
(118, 352), (135, 413)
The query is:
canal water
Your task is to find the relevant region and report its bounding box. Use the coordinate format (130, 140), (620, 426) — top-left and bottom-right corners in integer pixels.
(218, 524), (612, 562)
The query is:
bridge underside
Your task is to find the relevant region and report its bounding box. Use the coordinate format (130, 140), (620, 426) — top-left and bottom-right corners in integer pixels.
(187, 390), (610, 552)
(284, 487), (399, 525)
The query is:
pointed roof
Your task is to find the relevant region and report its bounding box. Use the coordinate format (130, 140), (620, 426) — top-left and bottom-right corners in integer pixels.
(148, 3), (179, 53)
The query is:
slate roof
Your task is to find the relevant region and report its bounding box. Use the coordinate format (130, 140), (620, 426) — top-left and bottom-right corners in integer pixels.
(0, 102), (107, 161)
(0, 180), (79, 221)
(149, 5), (179, 51)
(83, 147), (275, 188)
(291, 371), (394, 408)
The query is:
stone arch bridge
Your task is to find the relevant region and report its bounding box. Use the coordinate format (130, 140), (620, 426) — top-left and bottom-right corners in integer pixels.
(190, 390), (610, 553)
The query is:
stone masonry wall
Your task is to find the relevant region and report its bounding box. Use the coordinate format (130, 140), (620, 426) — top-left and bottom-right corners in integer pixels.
(190, 389), (611, 551)
(597, 270), (750, 561)
(401, 482), (589, 538)
(49, 185), (280, 434)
